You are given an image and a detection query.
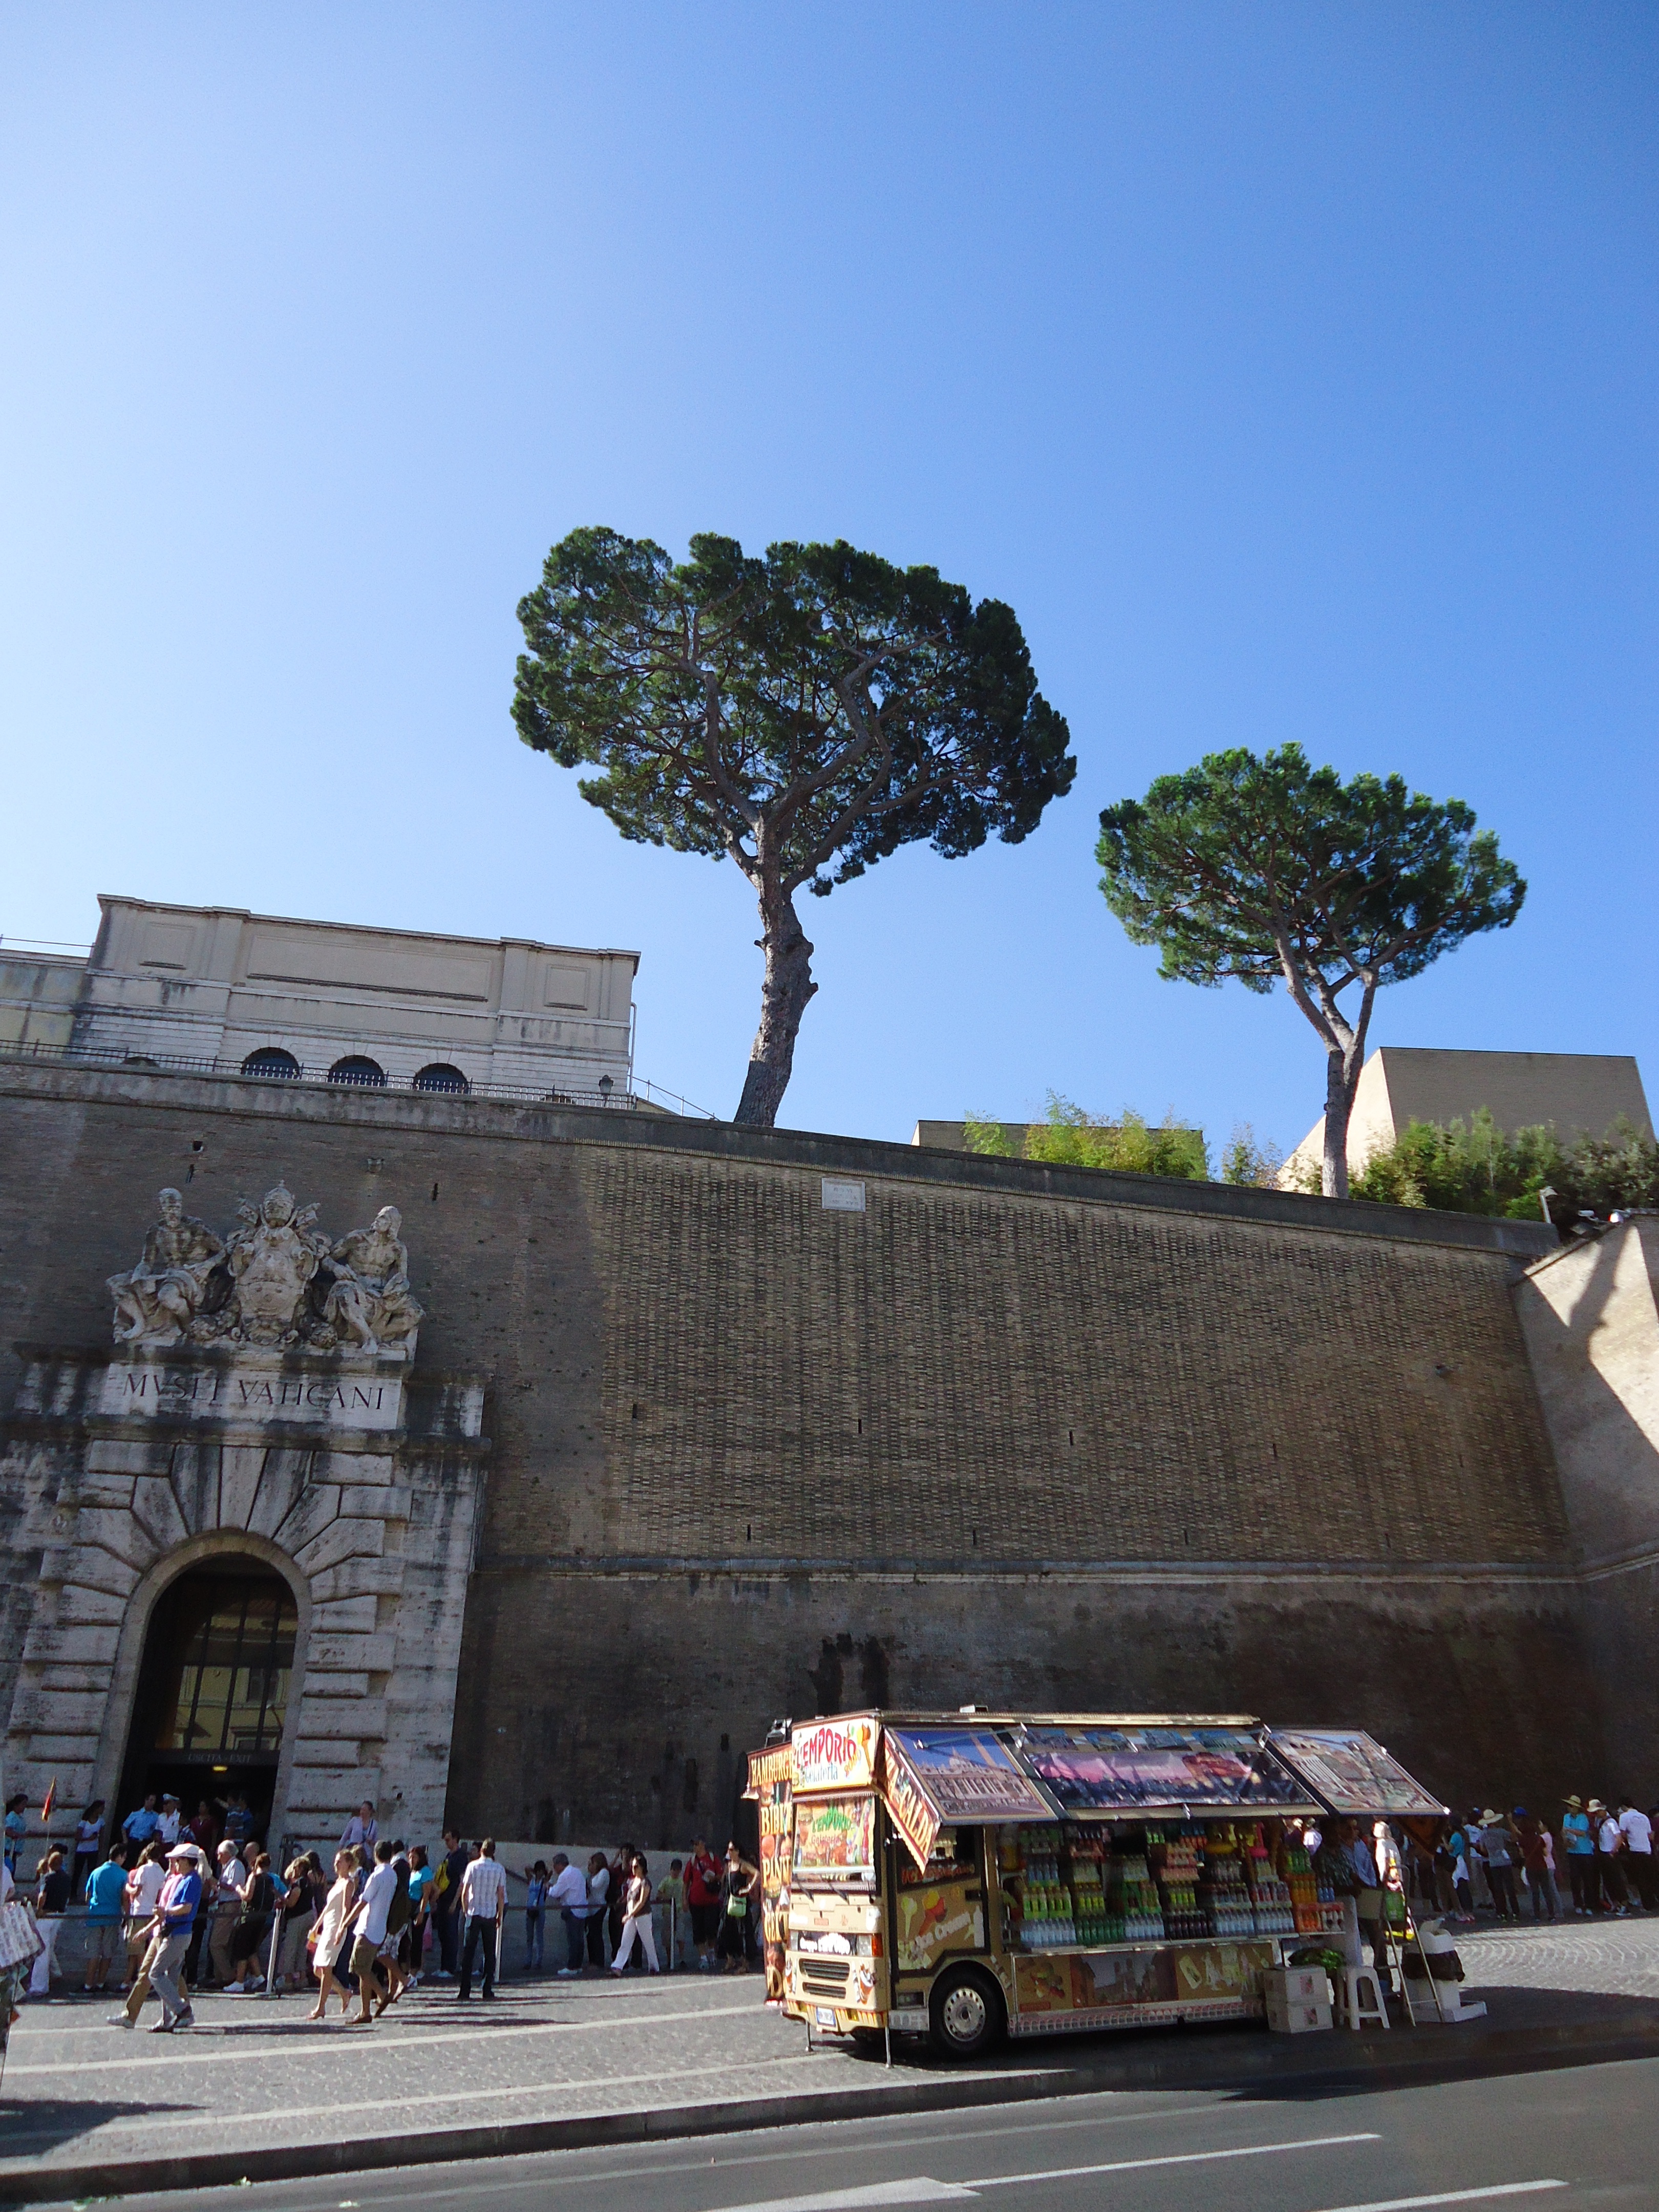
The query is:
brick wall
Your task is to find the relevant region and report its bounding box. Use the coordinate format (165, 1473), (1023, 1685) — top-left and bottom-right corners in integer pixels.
(0, 1064), (1592, 1839)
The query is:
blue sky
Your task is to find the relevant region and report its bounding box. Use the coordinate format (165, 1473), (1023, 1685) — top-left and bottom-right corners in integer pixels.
(3, 5), (1653, 1147)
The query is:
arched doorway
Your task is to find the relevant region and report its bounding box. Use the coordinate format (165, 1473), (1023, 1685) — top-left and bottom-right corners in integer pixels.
(117, 1559), (298, 1847)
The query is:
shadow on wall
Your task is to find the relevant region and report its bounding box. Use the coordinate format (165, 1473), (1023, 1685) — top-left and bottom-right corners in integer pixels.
(1515, 1222), (1659, 1788)
(809, 1632), (890, 1716)
(1517, 1225), (1659, 1567)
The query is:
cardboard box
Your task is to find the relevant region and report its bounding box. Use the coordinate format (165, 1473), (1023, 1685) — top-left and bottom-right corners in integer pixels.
(1265, 1965), (1332, 2006)
(1265, 1993), (1333, 2034)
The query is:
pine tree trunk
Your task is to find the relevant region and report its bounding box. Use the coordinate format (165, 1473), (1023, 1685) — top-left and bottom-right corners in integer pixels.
(1322, 1039), (1363, 1199)
(732, 889), (817, 1129)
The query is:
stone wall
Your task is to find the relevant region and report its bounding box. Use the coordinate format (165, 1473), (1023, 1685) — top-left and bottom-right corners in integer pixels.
(0, 1348), (485, 1854)
(0, 1060), (1593, 1850)
(1514, 1219), (1659, 1791)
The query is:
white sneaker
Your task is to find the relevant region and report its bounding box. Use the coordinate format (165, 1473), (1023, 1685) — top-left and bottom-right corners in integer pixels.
(224, 1982), (245, 1994)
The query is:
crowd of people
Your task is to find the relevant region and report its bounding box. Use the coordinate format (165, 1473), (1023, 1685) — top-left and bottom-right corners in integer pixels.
(1285, 1790), (1657, 1998)
(2, 1792), (765, 2032)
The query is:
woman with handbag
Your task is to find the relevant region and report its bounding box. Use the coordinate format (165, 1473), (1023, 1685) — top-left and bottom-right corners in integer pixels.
(717, 1845), (759, 1973)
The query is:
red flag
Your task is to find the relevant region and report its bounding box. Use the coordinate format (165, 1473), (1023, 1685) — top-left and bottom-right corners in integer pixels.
(40, 1779), (56, 1824)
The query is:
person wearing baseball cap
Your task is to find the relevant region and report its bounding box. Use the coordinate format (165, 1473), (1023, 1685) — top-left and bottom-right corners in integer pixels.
(112, 1841), (202, 2032)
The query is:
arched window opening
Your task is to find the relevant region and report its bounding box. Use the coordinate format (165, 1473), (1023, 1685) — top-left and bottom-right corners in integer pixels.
(413, 1062), (469, 1095)
(242, 1047), (300, 1081)
(328, 1055), (386, 1088)
(118, 1561), (298, 1848)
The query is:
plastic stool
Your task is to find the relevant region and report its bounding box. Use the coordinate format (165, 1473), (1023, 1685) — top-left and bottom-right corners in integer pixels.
(1336, 1964), (1390, 2029)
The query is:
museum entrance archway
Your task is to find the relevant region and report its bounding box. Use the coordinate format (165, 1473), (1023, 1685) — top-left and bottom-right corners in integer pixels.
(117, 1559), (297, 1851)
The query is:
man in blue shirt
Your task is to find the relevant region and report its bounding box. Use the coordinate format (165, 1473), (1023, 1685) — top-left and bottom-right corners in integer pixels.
(121, 1795), (161, 1852)
(81, 1843), (128, 1994)
(118, 1842), (201, 2033)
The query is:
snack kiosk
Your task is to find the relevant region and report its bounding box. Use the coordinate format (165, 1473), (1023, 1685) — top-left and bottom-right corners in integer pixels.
(752, 1710), (1444, 2058)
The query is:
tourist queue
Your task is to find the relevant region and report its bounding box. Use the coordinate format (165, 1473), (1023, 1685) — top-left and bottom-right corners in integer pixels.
(1, 1793), (764, 2032)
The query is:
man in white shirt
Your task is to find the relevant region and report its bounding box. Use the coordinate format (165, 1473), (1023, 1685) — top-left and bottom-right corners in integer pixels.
(457, 1838), (507, 2001)
(348, 1839), (399, 2023)
(156, 1797), (182, 1849)
(549, 1852), (588, 1975)
(1619, 1800), (1655, 1912)
(206, 1840), (248, 1986)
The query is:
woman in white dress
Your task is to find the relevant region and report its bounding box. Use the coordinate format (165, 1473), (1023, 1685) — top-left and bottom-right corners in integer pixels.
(307, 1851), (360, 2020)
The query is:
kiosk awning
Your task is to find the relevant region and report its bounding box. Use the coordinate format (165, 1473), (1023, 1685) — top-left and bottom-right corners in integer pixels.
(1012, 1724), (1321, 1818)
(1266, 1728), (1448, 1818)
(875, 1720), (1323, 1871)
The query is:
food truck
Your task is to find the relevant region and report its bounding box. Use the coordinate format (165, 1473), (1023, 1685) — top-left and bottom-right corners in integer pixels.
(747, 1710), (1445, 2058)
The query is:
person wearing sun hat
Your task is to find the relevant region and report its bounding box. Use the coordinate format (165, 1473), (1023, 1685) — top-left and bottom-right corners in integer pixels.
(111, 1840), (202, 2033)
(1475, 1809), (1520, 1922)
(1562, 1795), (1595, 1914)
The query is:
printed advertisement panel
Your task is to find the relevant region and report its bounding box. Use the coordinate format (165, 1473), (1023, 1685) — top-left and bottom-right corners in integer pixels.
(895, 1885), (985, 1974)
(887, 1727), (1059, 1824)
(792, 1716), (879, 1794)
(747, 1745), (794, 2001)
(1013, 1940), (1275, 2019)
(1016, 1725), (1313, 1813)
(879, 1735), (941, 1874)
(1268, 1729), (1447, 1817)
(792, 1794), (877, 1883)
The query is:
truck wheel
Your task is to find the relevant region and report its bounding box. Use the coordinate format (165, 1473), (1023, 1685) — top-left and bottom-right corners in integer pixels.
(928, 1965), (1005, 2060)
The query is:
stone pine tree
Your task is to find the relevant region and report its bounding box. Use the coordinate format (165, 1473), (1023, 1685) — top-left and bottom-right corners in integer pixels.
(1096, 745), (1525, 1198)
(514, 528), (1075, 1126)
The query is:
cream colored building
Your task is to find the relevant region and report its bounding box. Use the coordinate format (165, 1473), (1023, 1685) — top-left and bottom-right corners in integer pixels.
(1281, 1047), (1652, 1188)
(1, 896), (639, 1101)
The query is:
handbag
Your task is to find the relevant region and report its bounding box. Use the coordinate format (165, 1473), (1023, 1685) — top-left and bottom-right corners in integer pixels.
(0, 1901), (44, 1971)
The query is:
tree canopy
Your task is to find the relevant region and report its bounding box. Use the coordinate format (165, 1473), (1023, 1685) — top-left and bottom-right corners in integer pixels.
(1096, 745), (1525, 1197)
(965, 1095), (1208, 1180)
(514, 528), (1075, 1125)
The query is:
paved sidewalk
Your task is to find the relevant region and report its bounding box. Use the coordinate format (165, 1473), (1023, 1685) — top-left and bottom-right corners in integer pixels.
(2, 1917), (1658, 2201)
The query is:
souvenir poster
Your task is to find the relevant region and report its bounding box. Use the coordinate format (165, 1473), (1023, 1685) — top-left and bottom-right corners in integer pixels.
(896, 1885), (985, 1973)
(792, 1794), (876, 1883)
(1072, 1948), (1171, 2009)
(747, 1743), (794, 2001)
(1267, 1729), (1446, 1818)
(886, 1727), (1059, 1824)
(792, 1715), (879, 1794)
(1017, 1725), (1312, 1813)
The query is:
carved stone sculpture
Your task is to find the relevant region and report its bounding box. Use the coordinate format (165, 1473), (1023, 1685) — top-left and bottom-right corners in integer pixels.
(107, 1190), (227, 1348)
(323, 1206), (424, 1360)
(108, 1180), (423, 1357)
(219, 1183), (330, 1347)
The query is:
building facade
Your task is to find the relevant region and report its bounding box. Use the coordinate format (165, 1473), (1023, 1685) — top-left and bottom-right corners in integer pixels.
(2, 896), (640, 1102)
(1, 1047), (1647, 1858)
(1280, 1046), (1653, 1190)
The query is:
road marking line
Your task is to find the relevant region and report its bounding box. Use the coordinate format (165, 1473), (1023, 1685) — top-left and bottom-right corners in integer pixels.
(701, 2188), (975, 2210)
(1301, 2187), (1567, 2212)
(967, 2129), (1381, 2186)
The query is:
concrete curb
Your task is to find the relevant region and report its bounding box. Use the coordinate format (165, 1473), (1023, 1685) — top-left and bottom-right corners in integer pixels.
(5, 2011), (1659, 2204)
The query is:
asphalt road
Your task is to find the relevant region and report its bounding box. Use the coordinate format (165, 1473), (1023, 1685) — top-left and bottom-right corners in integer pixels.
(103, 2053), (1659, 2212)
